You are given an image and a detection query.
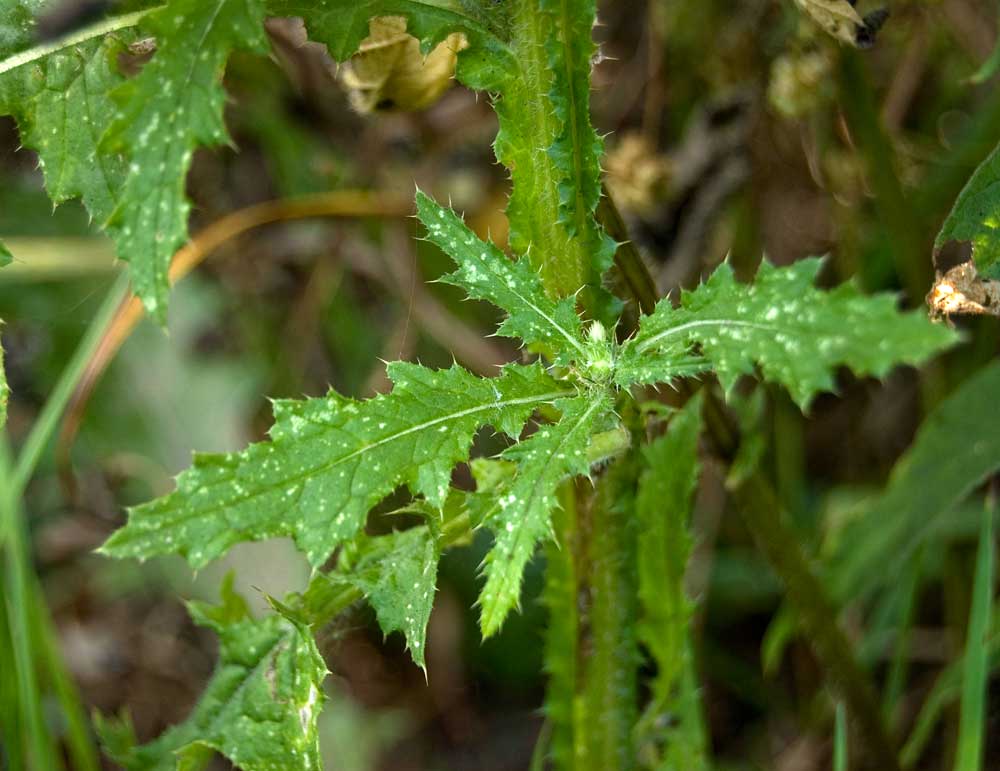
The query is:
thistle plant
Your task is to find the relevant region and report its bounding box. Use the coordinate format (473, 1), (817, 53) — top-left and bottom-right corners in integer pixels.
(0, 1), (970, 769)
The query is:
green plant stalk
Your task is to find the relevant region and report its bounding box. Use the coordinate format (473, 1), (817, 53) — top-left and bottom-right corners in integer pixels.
(581, 454), (639, 771)
(0, 273), (128, 768)
(736, 472), (900, 771)
(501, 0), (593, 296)
(1, 441), (60, 770)
(542, 481), (581, 768)
(11, 271), (129, 498)
(954, 500), (995, 771)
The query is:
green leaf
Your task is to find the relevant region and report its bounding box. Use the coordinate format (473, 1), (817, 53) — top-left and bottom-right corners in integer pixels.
(617, 258), (957, 408)
(266, 0), (515, 91)
(0, 240), (9, 268)
(955, 502), (994, 771)
(20, 35), (127, 226)
(0, 0), (46, 58)
(538, 0), (615, 276)
(828, 360), (1000, 604)
(936, 141), (1000, 280)
(637, 394), (701, 699)
(415, 191), (591, 364)
(102, 0), (268, 322)
(99, 577), (326, 771)
(345, 525), (440, 672)
(101, 362), (567, 569)
(478, 392), (611, 637)
(635, 394), (710, 769)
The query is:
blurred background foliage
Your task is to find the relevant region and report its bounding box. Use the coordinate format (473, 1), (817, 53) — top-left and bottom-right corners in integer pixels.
(2, 0), (1000, 768)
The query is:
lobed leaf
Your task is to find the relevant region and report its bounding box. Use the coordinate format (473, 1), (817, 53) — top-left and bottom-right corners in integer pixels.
(102, 0), (269, 322)
(936, 140), (1000, 281)
(416, 191), (590, 364)
(478, 392), (611, 637)
(101, 362), (568, 569)
(99, 578), (326, 771)
(344, 525), (440, 672)
(616, 258), (957, 408)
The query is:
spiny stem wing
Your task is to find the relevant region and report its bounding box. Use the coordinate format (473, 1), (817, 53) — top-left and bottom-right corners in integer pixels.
(478, 392), (611, 637)
(98, 578), (326, 771)
(102, 0), (268, 323)
(416, 191), (588, 364)
(539, 0), (616, 272)
(636, 395), (709, 766)
(617, 258), (957, 408)
(101, 362), (567, 569)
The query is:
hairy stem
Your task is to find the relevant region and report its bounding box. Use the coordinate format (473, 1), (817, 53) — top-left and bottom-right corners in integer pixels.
(580, 455), (639, 770)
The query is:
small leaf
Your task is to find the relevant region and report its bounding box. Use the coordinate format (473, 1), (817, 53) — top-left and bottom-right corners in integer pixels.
(99, 578), (326, 771)
(103, 0), (268, 322)
(347, 525), (440, 671)
(101, 362), (567, 569)
(617, 258), (957, 408)
(478, 393), (611, 637)
(936, 141), (1000, 281)
(416, 191), (590, 364)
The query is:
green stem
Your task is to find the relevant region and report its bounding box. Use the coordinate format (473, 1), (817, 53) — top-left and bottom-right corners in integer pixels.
(542, 481), (581, 769)
(837, 51), (930, 300)
(11, 272), (129, 498)
(581, 455), (639, 771)
(1, 441), (60, 770)
(0, 273), (128, 769)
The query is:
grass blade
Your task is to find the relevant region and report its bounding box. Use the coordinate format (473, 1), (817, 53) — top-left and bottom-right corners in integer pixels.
(954, 500), (995, 771)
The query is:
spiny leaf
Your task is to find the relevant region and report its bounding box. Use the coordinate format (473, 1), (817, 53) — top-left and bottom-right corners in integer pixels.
(616, 258), (957, 408)
(345, 525), (440, 672)
(636, 394), (710, 769)
(21, 35), (127, 225)
(101, 362), (568, 569)
(637, 394), (701, 700)
(98, 578), (326, 771)
(416, 191), (590, 364)
(103, 0), (268, 323)
(936, 140), (1000, 281)
(267, 0), (515, 91)
(478, 392), (611, 637)
(539, 0), (616, 276)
